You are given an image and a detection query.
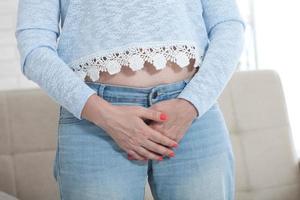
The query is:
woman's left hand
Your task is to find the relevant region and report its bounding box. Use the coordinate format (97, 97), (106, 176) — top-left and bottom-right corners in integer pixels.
(127, 98), (198, 161)
(147, 98), (198, 143)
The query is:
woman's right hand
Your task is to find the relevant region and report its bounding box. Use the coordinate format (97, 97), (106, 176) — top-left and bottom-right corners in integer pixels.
(83, 94), (178, 161)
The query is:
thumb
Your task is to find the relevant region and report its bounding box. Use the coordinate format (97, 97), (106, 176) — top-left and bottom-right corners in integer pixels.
(137, 107), (168, 122)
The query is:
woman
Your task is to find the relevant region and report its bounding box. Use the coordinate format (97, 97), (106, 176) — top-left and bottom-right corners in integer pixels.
(15, 0), (245, 199)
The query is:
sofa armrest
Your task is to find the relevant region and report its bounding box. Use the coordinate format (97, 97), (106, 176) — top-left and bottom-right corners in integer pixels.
(0, 192), (19, 200)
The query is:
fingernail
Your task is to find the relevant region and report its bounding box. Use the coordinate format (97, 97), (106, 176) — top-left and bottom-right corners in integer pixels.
(172, 143), (178, 148)
(168, 152), (175, 157)
(160, 113), (168, 120)
(158, 156), (163, 161)
(127, 155), (133, 160)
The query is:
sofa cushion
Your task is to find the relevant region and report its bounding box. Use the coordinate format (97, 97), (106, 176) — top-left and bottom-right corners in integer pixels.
(0, 191), (18, 200)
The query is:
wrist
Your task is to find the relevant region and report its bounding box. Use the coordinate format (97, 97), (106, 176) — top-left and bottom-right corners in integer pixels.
(177, 98), (198, 120)
(95, 97), (116, 127)
(81, 94), (114, 126)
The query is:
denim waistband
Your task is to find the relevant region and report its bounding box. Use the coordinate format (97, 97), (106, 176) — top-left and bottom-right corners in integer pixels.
(85, 77), (192, 106)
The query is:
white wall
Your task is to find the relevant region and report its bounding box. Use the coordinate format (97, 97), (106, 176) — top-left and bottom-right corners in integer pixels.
(0, 0), (38, 90)
(253, 0), (300, 156)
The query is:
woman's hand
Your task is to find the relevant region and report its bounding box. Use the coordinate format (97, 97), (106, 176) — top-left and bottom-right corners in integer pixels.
(148, 98), (198, 142)
(90, 97), (178, 161)
(127, 98), (198, 160)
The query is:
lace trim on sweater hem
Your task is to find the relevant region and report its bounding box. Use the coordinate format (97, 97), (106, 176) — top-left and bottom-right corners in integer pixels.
(69, 43), (204, 82)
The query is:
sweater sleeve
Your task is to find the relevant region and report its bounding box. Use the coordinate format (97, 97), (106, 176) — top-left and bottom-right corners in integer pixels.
(176, 0), (246, 119)
(15, 0), (97, 120)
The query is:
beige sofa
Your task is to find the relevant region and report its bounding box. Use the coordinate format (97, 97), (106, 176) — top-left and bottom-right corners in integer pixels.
(0, 70), (299, 200)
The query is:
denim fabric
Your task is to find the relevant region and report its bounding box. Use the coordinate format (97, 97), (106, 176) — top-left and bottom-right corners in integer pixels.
(53, 78), (235, 200)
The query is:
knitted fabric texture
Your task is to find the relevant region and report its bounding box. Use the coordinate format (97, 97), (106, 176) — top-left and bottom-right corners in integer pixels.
(15, 0), (246, 120)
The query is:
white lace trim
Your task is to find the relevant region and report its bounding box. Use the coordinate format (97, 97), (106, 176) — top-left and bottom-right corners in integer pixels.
(69, 43), (204, 82)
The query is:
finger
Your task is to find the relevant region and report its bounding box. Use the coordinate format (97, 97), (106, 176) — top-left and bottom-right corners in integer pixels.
(142, 139), (175, 158)
(137, 107), (168, 122)
(134, 145), (164, 161)
(127, 150), (146, 161)
(145, 125), (178, 148)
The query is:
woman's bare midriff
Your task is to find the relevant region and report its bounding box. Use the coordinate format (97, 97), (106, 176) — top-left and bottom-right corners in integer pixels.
(86, 59), (199, 88)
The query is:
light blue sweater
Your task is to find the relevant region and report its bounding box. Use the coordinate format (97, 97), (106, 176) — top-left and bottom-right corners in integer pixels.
(15, 0), (246, 120)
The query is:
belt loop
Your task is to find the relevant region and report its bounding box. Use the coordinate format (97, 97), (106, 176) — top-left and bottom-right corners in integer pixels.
(149, 87), (160, 106)
(98, 84), (105, 97)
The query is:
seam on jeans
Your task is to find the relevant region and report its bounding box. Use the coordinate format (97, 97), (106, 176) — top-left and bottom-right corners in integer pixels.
(225, 149), (235, 200)
(147, 161), (160, 200)
(162, 88), (184, 96)
(56, 123), (64, 200)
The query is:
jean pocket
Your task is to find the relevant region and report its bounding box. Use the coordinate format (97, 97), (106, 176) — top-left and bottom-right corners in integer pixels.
(59, 106), (84, 124)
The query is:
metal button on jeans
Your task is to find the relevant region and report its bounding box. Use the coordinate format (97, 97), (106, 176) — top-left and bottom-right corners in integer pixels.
(152, 91), (158, 98)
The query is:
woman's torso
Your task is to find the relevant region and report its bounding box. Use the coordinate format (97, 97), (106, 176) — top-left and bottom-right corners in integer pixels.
(58, 0), (208, 87)
(90, 59), (198, 87)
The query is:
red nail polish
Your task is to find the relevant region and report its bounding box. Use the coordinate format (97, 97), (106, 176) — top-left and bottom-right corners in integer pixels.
(160, 113), (168, 120)
(172, 143), (178, 148)
(158, 156), (163, 161)
(128, 155), (133, 160)
(168, 152), (175, 157)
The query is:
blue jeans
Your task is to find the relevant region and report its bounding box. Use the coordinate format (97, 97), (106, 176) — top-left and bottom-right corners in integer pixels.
(53, 78), (235, 200)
